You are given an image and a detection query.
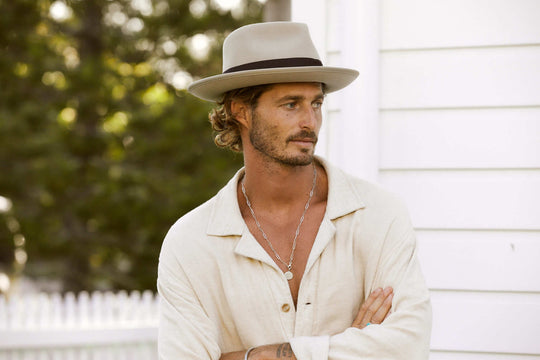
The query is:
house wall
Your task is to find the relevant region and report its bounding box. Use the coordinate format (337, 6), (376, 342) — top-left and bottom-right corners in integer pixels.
(292, 0), (540, 358)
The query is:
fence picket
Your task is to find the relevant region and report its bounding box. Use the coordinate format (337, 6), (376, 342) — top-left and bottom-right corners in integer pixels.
(0, 291), (158, 359)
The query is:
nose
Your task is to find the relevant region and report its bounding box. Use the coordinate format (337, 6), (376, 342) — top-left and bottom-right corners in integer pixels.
(299, 105), (319, 130)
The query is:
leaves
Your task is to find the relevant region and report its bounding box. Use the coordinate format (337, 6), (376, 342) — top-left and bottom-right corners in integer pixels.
(0, 0), (261, 292)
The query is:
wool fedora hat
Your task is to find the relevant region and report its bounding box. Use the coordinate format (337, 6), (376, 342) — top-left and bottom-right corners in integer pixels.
(187, 22), (359, 102)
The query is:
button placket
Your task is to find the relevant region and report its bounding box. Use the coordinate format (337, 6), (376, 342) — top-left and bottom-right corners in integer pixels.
(294, 262), (317, 336)
(278, 297), (295, 339)
(281, 303), (291, 313)
(267, 267), (295, 338)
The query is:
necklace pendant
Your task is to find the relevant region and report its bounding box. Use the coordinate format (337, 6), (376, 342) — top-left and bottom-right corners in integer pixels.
(284, 271), (293, 280)
(241, 166), (317, 286)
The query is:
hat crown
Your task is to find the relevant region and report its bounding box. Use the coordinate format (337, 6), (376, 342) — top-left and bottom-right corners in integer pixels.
(222, 22), (321, 72)
(187, 22), (358, 102)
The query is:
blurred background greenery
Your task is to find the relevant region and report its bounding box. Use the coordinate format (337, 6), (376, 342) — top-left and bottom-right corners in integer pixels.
(0, 0), (264, 294)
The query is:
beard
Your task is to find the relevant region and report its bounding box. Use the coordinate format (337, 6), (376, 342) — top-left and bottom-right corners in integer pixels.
(249, 111), (318, 167)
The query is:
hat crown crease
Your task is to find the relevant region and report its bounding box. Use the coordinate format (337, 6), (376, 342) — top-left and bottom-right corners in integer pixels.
(222, 22), (320, 72)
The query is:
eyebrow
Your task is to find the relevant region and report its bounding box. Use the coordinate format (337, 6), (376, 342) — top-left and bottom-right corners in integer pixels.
(275, 93), (325, 104)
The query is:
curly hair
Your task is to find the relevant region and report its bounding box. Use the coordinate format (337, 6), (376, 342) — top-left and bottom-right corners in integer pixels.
(208, 84), (273, 152)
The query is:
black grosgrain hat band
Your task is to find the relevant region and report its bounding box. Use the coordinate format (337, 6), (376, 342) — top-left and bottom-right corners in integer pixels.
(224, 57), (323, 74)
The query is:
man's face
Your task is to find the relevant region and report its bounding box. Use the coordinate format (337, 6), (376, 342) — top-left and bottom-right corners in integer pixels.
(247, 83), (324, 167)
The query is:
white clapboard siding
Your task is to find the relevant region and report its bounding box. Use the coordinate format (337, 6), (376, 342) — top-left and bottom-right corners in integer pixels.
(379, 170), (540, 230)
(380, 108), (540, 169)
(380, 46), (540, 109)
(430, 291), (540, 354)
(293, 0), (540, 358)
(381, 0), (540, 49)
(430, 352), (540, 360)
(417, 230), (540, 292)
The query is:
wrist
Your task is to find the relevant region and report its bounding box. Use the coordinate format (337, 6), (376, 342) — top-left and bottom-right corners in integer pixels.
(246, 345), (274, 360)
(247, 343), (295, 360)
(244, 347), (255, 360)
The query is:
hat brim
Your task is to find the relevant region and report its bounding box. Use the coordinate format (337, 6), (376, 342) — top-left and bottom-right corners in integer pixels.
(187, 66), (359, 102)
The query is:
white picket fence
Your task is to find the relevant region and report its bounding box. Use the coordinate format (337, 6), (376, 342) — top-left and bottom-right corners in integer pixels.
(0, 290), (159, 359)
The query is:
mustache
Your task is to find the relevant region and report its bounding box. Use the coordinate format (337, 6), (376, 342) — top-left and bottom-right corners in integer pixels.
(286, 130), (318, 143)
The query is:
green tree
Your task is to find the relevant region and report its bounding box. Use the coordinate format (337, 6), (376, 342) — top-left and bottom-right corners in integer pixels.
(0, 0), (262, 292)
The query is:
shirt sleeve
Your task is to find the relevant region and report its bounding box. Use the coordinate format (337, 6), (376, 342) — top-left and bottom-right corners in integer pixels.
(157, 236), (222, 360)
(290, 201), (432, 360)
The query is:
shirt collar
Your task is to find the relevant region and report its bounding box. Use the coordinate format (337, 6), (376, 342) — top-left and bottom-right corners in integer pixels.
(206, 157), (365, 237)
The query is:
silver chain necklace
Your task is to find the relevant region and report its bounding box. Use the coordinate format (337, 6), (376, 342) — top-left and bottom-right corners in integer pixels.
(241, 165), (317, 281)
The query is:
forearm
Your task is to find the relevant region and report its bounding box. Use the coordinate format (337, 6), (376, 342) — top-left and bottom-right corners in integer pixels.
(221, 343), (296, 360)
(220, 288), (393, 360)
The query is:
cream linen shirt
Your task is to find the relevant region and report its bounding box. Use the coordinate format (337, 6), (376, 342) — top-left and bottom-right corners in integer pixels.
(157, 158), (432, 360)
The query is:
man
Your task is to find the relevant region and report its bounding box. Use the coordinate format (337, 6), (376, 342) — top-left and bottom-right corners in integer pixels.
(158, 22), (431, 360)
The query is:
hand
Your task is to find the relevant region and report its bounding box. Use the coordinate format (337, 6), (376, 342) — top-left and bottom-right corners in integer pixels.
(221, 288), (393, 359)
(351, 286), (393, 329)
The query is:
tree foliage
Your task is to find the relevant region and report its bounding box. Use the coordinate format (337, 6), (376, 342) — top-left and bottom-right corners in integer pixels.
(0, 0), (262, 292)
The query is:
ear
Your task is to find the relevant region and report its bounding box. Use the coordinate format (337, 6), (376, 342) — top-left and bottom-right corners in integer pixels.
(231, 99), (250, 128)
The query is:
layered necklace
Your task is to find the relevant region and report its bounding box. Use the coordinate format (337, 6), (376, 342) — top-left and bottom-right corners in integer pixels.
(241, 165), (317, 281)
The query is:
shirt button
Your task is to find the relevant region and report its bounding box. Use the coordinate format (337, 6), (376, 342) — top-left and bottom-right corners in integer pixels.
(281, 303), (291, 313)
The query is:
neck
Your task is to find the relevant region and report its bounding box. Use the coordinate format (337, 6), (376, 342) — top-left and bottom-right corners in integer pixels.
(241, 155), (318, 210)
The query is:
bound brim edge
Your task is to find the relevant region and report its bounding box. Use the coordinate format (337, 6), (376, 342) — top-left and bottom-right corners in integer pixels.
(187, 66), (359, 102)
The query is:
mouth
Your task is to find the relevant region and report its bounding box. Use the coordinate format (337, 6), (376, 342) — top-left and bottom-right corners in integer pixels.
(287, 132), (318, 146)
(290, 139), (315, 147)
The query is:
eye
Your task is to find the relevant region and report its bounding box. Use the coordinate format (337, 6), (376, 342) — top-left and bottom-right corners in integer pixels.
(312, 100), (323, 109)
(284, 102), (297, 109)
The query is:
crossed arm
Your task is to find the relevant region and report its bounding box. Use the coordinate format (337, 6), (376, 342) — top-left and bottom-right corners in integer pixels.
(220, 287), (394, 360)
(159, 196), (431, 360)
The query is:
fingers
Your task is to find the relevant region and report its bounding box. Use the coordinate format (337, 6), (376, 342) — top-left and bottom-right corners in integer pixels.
(359, 287), (391, 326)
(352, 287), (393, 329)
(351, 288), (378, 328)
(372, 287), (393, 324)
